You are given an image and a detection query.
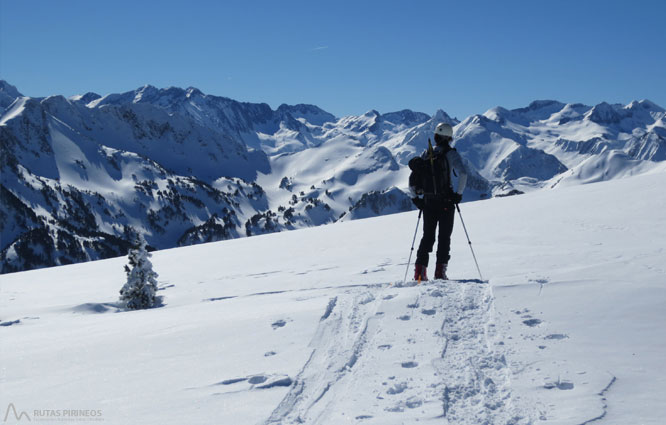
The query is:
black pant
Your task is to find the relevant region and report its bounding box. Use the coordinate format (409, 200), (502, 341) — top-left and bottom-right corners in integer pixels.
(416, 203), (455, 267)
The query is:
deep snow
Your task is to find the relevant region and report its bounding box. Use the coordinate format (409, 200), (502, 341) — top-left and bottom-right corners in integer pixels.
(1, 171), (665, 424)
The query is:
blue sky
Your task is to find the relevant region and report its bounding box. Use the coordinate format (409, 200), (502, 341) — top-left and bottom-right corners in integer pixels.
(1, 0), (665, 119)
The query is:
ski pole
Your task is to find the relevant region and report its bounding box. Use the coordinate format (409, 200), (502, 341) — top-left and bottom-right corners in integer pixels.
(403, 209), (422, 284)
(455, 204), (484, 281)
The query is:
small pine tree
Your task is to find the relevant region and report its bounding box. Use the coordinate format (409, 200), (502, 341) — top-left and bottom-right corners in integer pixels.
(119, 234), (159, 310)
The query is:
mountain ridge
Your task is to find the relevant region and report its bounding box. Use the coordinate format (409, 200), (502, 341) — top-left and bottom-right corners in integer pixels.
(1, 80), (664, 273)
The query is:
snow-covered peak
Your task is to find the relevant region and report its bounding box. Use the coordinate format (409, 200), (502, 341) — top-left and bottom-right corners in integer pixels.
(517, 99), (565, 112)
(0, 80), (22, 99)
(547, 102), (590, 124)
(40, 95), (77, 115)
(69, 92), (102, 105)
(185, 87), (204, 98)
(133, 84), (160, 102)
(0, 80), (23, 110)
(276, 103), (336, 126)
(482, 106), (513, 123)
(585, 101), (623, 124)
(456, 113), (491, 130)
(432, 109), (458, 126)
(88, 91), (136, 108)
(89, 85), (189, 109)
(509, 100), (567, 123)
(625, 99), (665, 113)
(337, 110), (382, 133)
(380, 110), (429, 126)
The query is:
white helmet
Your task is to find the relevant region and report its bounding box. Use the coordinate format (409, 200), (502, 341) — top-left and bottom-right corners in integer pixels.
(434, 122), (453, 138)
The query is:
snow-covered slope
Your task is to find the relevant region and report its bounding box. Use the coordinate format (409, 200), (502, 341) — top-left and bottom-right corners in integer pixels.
(2, 81), (665, 273)
(1, 171), (665, 424)
(0, 89), (272, 272)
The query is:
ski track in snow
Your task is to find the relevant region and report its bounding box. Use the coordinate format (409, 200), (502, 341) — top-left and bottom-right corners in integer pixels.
(262, 280), (533, 425)
(578, 375), (617, 425)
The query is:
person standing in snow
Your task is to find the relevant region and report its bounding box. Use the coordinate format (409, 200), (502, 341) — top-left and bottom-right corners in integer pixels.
(408, 123), (468, 281)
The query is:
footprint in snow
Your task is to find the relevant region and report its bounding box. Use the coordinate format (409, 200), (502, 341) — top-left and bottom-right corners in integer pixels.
(529, 278), (549, 285)
(397, 315), (410, 321)
(359, 293), (375, 305)
(256, 376), (293, 389)
(384, 398), (422, 413)
(248, 375), (293, 389)
(248, 375), (268, 384)
(406, 398), (423, 408)
(386, 382), (408, 394)
(218, 377), (247, 385)
(217, 374), (292, 389)
(544, 333), (568, 340)
(421, 308), (436, 315)
(544, 380), (574, 390)
(401, 361), (418, 368)
(523, 318), (543, 327)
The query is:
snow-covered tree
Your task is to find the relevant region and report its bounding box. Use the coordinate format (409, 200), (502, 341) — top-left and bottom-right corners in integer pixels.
(119, 234), (159, 310)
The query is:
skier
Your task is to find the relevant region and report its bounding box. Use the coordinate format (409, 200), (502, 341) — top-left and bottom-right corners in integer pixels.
(408, 123), (468, 281)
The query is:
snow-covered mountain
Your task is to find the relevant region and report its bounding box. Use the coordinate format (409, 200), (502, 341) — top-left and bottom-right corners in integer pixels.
(1, 80), (664, 273)
(456, 99), (666, 194)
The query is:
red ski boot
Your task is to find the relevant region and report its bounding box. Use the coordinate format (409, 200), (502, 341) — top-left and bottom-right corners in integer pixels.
(414, 264), (428, 282)
(434, 263), (448, 280)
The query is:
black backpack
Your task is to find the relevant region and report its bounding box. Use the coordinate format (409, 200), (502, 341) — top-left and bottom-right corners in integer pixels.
(408, 145), (453, 197)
